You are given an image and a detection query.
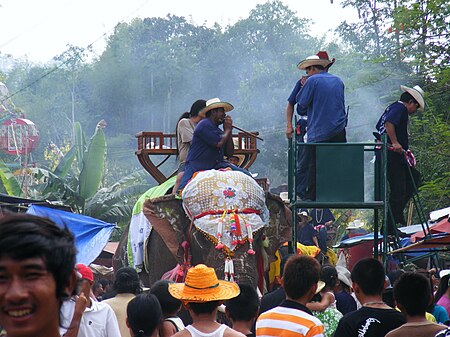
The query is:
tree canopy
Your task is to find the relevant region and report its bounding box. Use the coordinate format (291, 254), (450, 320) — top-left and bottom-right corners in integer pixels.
(0, 0), (448, 223)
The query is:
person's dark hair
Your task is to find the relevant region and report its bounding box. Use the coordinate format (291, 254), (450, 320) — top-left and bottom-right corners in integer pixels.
(435, 274), (450, 304)
(387, 269), (405, 287)
(283, 255), (320, 300)
(175, 99), (206, 156)
(188, 301), (220, 315)
(394, 272), (430, 316)
(149, 280), (182, 316)
(313, 65), (325, 70)
(113, 267), (142, 295)
(127, 293), (162, 337)
(99, 278), (112, 289)
(400, 92), (418, 105)
(93, 281), (103, 294)
(321, 265), (338, 289)
(0, 214), (76, 301)
(225, 283), (260, 322)
(415, 269), (438, 312)
(351, 258), (385, 296)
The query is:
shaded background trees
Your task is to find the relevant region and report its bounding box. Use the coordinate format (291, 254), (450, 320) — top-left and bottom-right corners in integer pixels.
(0, 0), (448, 223)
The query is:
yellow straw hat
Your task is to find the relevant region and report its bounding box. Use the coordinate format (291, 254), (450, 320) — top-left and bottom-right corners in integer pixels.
(168, 264), (240, 302)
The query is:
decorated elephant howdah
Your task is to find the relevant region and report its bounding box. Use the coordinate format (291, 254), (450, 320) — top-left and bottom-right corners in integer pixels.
(113, 169), (292, 289)
(182, 170), (269, 263)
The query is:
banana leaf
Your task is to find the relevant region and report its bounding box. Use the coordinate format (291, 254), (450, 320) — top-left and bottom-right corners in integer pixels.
(78, 126), (106, 200)
(0, 159), (22, 196)
(53, 145), (77, 178)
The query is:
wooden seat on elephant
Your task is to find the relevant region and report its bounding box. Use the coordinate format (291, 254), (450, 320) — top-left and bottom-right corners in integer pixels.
(136, 131), (261, 184)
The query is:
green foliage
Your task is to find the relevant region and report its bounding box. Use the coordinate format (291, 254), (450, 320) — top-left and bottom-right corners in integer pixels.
(0, 158), (22, 196)
(78, 124), (106, 201)
(0, 0), (447, 225)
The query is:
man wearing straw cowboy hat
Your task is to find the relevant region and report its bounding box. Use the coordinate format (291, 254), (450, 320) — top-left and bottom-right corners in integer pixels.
(295, 52), (347, 201)
(376, 85), (424, 236)
(286, 51), (336, 200)
(168, 264), (245, 337)
(177, 98), (251, 193)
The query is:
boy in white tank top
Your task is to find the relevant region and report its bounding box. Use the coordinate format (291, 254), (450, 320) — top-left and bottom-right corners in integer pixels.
(168, 264), (245, 337)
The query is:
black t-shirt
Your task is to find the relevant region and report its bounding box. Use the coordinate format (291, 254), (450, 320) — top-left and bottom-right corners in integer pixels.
(334, 307), (406, 337)
(259, 287), (286, 314)
(376, 101), (409, 150)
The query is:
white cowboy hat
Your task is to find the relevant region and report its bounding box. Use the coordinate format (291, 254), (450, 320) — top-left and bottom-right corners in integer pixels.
(400, 85), (425, 111)
(346, 219), (365, 230)
(298, 210), (312, 223)
(336, 265), (352, 288)
(199, 97), (234, 118)
(297, 54), (332, 70)
(439, 269), (450, 278)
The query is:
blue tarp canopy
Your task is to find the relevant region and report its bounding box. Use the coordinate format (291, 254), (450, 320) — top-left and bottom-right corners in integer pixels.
(27, 205), (116, 265)
(334, 233), (384, 248)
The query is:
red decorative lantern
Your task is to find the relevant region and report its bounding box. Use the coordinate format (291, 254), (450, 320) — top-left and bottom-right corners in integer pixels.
(0, 118), (39, 155)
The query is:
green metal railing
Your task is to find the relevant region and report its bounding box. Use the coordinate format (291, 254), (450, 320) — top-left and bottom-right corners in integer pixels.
(287, 134), (389, 262)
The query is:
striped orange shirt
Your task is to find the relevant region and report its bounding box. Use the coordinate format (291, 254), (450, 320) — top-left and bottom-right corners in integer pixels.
(256, 300), (324, 337)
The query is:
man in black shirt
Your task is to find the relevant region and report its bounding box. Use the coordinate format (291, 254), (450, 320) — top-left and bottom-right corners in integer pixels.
(334, 258), (405, 337)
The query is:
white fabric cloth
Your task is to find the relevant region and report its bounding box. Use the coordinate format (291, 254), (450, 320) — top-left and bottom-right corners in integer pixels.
(60, 298), (121, 337)
(182, 170), (269, 252)
(185, 324), (227, 337)
(129, 211), (152, 270)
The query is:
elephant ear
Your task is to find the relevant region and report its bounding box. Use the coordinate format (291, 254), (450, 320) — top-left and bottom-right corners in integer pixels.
(264, 192), (293, 263)
(143, 195), (190, 262)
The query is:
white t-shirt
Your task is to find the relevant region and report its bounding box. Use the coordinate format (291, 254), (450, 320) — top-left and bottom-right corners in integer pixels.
(60, 298), (121, 337)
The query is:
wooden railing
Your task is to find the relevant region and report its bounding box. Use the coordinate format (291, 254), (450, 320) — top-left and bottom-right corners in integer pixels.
(136, 131), (261, 185)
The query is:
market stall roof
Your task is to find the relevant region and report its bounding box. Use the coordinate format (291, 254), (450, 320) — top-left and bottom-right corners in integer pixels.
(334, 233), (384, 248)
(411, 217), (450, 242)
(26, 205), (116, 265)
(389, 234), (450, 254)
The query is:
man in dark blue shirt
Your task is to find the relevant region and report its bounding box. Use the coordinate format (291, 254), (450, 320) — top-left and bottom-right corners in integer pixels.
(295, 53), (347, 201)
(375, 85), (424, 234)
(177, 98), (250, 192)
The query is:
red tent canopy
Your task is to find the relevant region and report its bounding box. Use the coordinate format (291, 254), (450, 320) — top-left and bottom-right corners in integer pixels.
(411, 217), (450, 242)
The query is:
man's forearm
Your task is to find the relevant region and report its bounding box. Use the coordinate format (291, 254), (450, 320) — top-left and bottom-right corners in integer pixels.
(385, 122), (399, 145)
(217, 129), (232, 150)
(286, 103), (294, 127)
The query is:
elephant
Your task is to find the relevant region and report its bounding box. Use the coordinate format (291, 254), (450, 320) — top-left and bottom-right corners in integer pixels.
(113, 171), (292, 290)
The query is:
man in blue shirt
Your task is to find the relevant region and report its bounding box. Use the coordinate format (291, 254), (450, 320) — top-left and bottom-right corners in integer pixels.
(286, 51), (336, 200)
(177, 98), (250, 193)
(295, 53), (347, 200)
(375, 85), (424, 235)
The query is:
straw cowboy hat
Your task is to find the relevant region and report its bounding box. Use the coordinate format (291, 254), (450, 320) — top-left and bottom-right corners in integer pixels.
(316, 280), (326, 294)
(227, 154), (245, 167)
(297, 51), (332, 70)
(199, 97), (234, 118)
(336, 265), (352, 288)
(168, 264), (240, 302)
(346, 219), (365, 230)
(400, 85), (425, 111)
